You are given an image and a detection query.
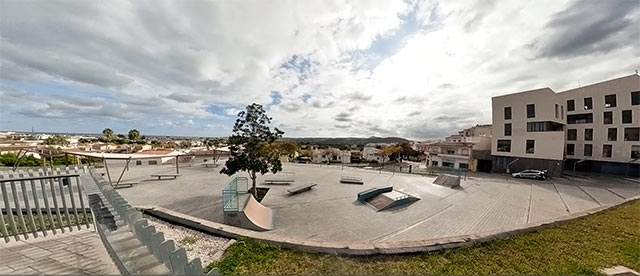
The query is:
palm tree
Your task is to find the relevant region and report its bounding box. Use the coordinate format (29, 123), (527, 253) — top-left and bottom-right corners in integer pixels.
(102, 128), (114, 139)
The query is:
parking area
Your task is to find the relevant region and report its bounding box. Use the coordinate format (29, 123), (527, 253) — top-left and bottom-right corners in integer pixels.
(105, 162), (640, 243)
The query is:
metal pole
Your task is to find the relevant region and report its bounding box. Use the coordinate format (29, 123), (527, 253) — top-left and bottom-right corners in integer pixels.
(103, 158), (113, 186)
(176, 155), (180, 174)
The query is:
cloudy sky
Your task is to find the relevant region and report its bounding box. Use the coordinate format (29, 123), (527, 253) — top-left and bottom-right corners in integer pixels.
(1, 0), (638, 139)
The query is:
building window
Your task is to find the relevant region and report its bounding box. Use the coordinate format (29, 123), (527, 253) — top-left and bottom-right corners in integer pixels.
(625, 128), (640, 141)
(567, 129), (577, 140)
(442, 161), (455, 168)
(603, 111), (613, 124)
(561, 106), (564, 119)
(608, 128), (617, 141)
(504, 107), (512, 120)
(632, 91), (640, 106)
(526, 140), (535, 154)
(585, 128), (593, 141)
(604, 94), (616, 107)
(446, 149), (455, 154)
(583, 97), (593, 110)
(584, 144), (592, 157)
(555, 104), (559, 118)
(632, 145), (640, 159)
(527, 121), (564, 132)
(567, 113), (593, 124)
(497, 140), (511, 152)
(135, 160), (142, 165)
(148, 160), (158, 165)
(459, 163), (469, 169)
(622, 110), (632, 124)
(566, 144), (575, 156)
(431, 161), (438, 166)
(567, 99), (575, 111)
(602, 145), (612, 158)
(504, 123), (512, 136)
(527, 104), (535, 118)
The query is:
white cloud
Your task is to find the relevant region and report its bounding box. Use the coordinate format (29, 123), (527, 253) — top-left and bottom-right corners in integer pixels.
(1, 0), (638, 138)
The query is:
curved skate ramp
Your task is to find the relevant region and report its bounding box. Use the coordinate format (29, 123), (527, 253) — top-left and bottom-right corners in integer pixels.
(223, 194), (274, 231)
(242, 195), (275, 230)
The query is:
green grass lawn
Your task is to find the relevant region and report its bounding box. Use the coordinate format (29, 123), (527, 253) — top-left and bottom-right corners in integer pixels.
(207, 199), (639, 275)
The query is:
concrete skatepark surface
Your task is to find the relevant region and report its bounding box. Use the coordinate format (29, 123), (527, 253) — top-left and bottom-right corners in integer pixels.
(104, 162), (640, 243)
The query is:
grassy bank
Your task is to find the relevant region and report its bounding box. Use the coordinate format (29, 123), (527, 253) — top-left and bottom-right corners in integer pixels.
(207, 199), (639, 275)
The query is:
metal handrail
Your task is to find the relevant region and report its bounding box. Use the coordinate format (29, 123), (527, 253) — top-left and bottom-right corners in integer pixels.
(0, 167), (90, 243)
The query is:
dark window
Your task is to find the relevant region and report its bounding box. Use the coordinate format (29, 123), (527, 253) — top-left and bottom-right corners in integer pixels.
(567, 129), (577, 140)
(148, 160), (158, 165)
(504, 123), (512, 136)
(431, 161), (438, 166)
(567, 113), (593, 124)
(459, 163), (469, 169)
(632, 91), (640, 105)
(625, 128), (640, 141)
(566, 144), (575, 155)
(555, 104), (558, 118)
(561, 106), (564, 118)
(602, 145), (612, 158)
(608, 128), (617, 141)
(527, 121), (564, 132)
(605, 94), (616, 107)
(622, 110), (632, 124)
(584, 144), (592, 157)
(585, 128), (593, 141)
(135, 160), (142, 165)
(442, 161), (455, 168)
(603, 111), (613, 124)
(504, 107), (512, 120)
(567, 99), (575, 111)
(526, 140), (535, 154)
(497, 140), (511, 152)
(527, 104), (535, 118)
(583, 97), (593, 110)
(632, 145), (640, 159)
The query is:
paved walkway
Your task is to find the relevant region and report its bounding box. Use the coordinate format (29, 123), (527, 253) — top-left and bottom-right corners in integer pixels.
(0, 229), (119, 275)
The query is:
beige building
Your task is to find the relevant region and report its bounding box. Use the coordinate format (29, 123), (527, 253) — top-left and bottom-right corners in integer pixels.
(491, 74), (640, 177)
(425, 124), (493, 172)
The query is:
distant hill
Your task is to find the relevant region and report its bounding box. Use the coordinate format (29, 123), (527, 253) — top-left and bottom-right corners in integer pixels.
(281, 136), (410, 145)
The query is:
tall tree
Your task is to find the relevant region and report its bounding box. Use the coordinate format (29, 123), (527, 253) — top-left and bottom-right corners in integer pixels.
(102, 128), (114, 139)
(221, 103), (284, 197)
(128, 129), (140, 141)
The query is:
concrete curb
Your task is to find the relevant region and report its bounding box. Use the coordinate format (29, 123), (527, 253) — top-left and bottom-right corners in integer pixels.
(140, 195), (640, 256)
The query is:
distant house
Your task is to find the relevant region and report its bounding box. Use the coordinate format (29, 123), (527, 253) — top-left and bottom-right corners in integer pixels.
(362, 143), (389, 163)
(91, 143), (117, 151)
(312, 148), (351, 164)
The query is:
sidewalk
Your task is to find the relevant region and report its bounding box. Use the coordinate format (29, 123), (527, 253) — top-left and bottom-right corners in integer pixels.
(0, 229), (119, 275)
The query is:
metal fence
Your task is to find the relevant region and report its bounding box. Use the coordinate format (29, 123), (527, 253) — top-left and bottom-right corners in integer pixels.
(222, 177), (248, 212)
(0, 166), (91, 242)
(88, 168), (214, 275)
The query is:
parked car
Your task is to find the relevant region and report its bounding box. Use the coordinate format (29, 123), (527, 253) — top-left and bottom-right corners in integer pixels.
(512, 170), (546, 180)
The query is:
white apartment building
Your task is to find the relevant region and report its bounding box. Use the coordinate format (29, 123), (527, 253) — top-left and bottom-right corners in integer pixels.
(492, 74), (640, 177)
(425, 124), (493, 172)
(312, 148), (351, 164)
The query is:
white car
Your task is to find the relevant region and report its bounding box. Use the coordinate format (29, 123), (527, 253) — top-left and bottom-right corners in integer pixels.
(512, 170), (546, 180)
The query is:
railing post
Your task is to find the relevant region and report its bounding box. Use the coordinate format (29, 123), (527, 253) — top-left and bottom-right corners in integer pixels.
(19, 171), (38, 238)
(9, 173), (29, 240)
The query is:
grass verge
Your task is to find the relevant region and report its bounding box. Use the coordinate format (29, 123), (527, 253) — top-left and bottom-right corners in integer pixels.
(207, 199), (639, 275)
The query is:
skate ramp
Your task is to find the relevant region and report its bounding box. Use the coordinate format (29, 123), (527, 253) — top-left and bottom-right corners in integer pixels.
(364, 190), (420, 211)
(433, 174), (461, 188)
(224, 194), (274, 231)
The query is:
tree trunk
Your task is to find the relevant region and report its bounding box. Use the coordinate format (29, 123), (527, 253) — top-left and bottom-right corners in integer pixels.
(250, 171), (257, 198)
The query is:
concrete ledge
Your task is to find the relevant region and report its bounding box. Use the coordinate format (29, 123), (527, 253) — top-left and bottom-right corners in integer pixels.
(140, 195), (640, 256)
